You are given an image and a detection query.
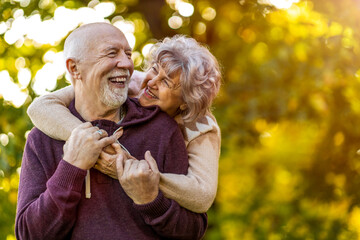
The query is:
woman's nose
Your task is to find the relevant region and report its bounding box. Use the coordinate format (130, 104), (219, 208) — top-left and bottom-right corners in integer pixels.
(147, 75), (160, 88)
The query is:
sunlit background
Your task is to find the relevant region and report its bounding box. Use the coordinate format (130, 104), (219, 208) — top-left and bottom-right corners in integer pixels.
(2, 0), (360, 239)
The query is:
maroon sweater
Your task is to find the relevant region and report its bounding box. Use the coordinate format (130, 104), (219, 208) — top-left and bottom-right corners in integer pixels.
(16, 98), (207, 240)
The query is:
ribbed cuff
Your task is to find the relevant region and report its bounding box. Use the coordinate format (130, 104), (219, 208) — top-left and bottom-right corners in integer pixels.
(47, 159), (87, 192)
(133, 191), (171, 219)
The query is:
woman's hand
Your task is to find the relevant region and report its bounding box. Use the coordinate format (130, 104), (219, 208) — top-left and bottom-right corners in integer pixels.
(94, 142), (135, 179)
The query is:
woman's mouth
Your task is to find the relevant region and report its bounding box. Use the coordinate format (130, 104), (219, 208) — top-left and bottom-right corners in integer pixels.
(144, 87), (158, 99)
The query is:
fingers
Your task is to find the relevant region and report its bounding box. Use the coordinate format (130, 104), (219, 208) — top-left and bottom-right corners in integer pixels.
(116, 154), (125, 178)
(123, 158), (133, 174)
(112, 142), (123, 154)
(113, 128), (124, 139)
(144, 151), (159, 173)
(98, 135), (116, 148)
(77, 122), (93, 129)
(138, 160), (150, 172)
(93, 129), (109, 140)
(99, 151), (112, 161)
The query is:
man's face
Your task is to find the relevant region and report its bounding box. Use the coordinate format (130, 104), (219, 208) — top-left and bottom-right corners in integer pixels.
(77, 26), (134, 109)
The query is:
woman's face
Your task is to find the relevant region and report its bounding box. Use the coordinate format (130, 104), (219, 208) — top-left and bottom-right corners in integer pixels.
(138, 63), (185, 117)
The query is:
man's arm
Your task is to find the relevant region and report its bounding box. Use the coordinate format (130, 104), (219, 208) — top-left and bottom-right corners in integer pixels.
(15, 130), (87, 240)
(15, 124), (116, 240)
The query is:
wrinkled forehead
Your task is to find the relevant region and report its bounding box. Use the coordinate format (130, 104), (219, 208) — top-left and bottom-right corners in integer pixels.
(92, 27), (130, 48)
(98, 35), (131, 52)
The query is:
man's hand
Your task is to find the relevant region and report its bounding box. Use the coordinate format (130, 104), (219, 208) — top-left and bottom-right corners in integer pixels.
(63, 122), (117, 170)
(95, 142), (135, 179)
(116, 151), (160, 204)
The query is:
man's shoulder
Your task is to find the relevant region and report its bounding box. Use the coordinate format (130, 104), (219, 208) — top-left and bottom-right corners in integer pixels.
(27, 127), (47, 140)
(26, 127), (63, 145)
(126, 98), (179, 130)
(153, 111), (178, 126)
(145, 111), (180, 137)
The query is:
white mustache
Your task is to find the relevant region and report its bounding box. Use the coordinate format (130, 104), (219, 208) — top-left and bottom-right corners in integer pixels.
(108, 69), (130, 79)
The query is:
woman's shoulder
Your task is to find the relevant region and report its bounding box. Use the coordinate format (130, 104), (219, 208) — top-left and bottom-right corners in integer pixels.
(176, 111), (220, 143)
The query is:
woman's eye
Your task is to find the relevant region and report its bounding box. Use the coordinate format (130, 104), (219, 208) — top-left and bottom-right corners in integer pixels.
(152, 67), (158, 73)
(162, 79), (170, 87)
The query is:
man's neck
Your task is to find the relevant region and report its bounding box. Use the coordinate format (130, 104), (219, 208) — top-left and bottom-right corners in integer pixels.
(75, 99), (122, 122)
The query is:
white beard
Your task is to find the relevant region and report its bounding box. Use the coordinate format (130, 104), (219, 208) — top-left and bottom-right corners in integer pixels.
(100, 81), (128, 108)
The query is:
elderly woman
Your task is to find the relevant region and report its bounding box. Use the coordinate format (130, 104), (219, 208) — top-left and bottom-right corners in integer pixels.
(27, 35), (221, 213)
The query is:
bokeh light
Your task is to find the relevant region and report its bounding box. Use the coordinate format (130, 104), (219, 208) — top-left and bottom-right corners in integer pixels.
(17, 68), (31, 89)
(13, 0), (31, 7)
(0, 70), (28, 108)
(113, 20), (136, 48)
(94, 2), (116, 18)
(0, 134), (9, 146)
(32, 51), (65, 95)
(201, 7), (216, 21)
(125, 33), (136, 49)
(131, 51), (143, 67)
(258, 0), (300, 9)
(142, 43), (154, 57)
(0, 22), (7, 34)
(194, 21), (207, 35)
(178, 2), (194, 17)
(168, 16), (183, 29)
(3, 3), (119, 48)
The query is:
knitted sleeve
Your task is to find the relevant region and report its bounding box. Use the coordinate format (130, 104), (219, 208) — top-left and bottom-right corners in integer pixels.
(27, 85), (80, 141)
(159, 127), (220, 213)
(15, 130), (87, 239)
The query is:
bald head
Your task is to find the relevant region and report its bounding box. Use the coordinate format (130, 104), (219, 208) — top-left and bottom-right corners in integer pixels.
(63, 22), (126, 63)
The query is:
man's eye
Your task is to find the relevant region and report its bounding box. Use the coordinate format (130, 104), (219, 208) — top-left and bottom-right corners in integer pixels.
(126, 52), (132, 59)
(108, 52), (117, 57)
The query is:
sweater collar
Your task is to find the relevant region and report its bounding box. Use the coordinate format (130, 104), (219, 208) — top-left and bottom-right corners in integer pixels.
(69, 97), (161, 128)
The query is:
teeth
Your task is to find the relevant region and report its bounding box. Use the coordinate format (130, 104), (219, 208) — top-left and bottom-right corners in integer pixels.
(110, 77), (127, 82)
(146, 88), (157, 98)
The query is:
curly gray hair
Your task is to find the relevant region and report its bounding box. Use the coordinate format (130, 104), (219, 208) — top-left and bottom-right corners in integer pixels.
(147, 35), (221, 122)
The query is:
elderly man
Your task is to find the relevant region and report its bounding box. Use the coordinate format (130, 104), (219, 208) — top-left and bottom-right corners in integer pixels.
(15, 23), (207, 239)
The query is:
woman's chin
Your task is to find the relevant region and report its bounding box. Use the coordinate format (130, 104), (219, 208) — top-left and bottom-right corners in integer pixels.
(139, 94), (153, 107)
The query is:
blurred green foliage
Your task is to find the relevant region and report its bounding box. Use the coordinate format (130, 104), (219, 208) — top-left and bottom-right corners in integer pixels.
(2, 0), (360, 239)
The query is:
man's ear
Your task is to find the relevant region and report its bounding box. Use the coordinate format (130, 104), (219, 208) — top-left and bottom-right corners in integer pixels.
(66, 58), (81, 80)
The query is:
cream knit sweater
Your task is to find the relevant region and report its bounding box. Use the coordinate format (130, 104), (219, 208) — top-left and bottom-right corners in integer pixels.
(27, 86), (220, 213)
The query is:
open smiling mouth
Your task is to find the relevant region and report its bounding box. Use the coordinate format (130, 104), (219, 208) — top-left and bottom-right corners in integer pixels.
(109, 76), (127, 87)
(144, 87), (158, 99)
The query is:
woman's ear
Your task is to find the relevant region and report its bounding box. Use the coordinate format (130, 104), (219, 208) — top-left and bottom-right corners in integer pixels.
(180, 103), (188, 111)
(66, 58), (81, 80)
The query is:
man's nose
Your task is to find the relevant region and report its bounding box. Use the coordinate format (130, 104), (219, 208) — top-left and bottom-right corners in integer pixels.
(116, 52), (134, 74)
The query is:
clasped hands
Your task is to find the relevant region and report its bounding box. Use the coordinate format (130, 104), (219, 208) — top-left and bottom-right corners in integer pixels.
(63, 122), (160, 204)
